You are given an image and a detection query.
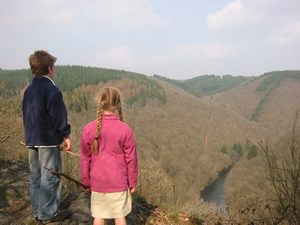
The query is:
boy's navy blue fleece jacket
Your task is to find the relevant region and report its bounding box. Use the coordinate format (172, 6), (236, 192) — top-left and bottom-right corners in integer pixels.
(22, 76), (71, 146)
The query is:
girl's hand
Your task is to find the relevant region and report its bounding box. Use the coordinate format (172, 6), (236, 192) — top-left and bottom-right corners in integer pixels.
(81, 186), (91, 193)
(130, 187), (136, 193)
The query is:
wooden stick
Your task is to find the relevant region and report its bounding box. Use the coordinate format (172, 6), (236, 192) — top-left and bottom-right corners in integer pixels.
(63, 150), (80, 157)
(43, 166), (89, 189)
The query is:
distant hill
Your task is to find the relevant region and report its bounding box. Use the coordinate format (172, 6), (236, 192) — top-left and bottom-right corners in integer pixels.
(153, 74), (250, 97)
(211, 70), (300, 135)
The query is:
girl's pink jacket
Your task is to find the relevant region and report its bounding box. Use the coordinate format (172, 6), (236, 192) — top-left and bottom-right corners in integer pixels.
(80, 114), (138, 193)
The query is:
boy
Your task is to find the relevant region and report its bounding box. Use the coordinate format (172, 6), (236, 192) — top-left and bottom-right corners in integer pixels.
(22, 50), (71, 223)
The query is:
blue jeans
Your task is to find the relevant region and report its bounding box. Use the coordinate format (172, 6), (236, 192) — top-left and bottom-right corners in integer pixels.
(28, 146), (62, 220)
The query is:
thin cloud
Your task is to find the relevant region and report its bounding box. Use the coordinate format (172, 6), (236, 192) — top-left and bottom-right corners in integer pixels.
(82, 0), (168, 27)
(0, 0), (75, 30)
(0, 0), (166, 31)
(207, 0), (257, 30)
(206, 0), (300, 46)
(90, 41), (236, 77)
(151, 42), (236, 62)
(269, 22), (300, 45)
(92, 47), (142, 69)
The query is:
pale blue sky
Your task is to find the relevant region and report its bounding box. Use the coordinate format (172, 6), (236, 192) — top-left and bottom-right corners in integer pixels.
(1, 0), (299, 79)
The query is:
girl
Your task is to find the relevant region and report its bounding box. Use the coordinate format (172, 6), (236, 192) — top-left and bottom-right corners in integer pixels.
(80, 87), (138, 225)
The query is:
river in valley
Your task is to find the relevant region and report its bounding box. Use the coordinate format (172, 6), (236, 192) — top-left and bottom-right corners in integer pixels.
(200, 167), (231, 205)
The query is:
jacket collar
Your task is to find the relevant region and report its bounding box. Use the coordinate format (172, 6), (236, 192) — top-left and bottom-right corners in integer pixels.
(33, 76), (56, 86)
(43, 76), (56, 85)
(102, 114), (119, 120)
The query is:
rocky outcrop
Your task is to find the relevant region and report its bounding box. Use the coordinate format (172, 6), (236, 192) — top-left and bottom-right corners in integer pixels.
(0, 159), (31, 225)
(11, 190), (156, 225)
(0, 159), (156, 224)
(0, 159), (201, 225)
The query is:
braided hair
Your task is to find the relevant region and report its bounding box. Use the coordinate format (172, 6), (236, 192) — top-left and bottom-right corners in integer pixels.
(91, 87), (124, 154)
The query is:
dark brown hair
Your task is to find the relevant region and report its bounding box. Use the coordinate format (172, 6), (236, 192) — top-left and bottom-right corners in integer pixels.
(91, 87), (124, 154)
(29, 50), (57, 76)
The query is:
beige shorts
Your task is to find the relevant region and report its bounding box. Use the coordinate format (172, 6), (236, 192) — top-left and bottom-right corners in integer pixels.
(91, 189), (132, 219)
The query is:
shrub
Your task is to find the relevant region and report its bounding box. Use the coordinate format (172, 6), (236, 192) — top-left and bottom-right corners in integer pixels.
(256, 109), (300, 224)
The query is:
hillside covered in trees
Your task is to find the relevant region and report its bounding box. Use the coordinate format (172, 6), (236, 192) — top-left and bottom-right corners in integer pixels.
(1, 67), (300, 224)
(153, 74), (250, 97)
(0, 66), (166, 112)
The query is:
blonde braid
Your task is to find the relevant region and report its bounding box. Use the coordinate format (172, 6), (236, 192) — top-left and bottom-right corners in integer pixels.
(109, 87), (113, 112)
(91, 104), (103, 155)
(118, 106), (124, 122)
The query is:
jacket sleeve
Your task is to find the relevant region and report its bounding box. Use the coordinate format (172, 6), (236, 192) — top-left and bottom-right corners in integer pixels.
(48, 91), (71, 139)
(80, 127), (92, 187)
(124, 127), (138, 188)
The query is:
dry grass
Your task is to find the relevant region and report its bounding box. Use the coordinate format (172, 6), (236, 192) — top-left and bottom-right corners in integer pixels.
(0, 96), (26, 162)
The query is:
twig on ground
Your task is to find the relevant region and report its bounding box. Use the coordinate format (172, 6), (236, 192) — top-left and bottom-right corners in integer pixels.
(43, 166), (89, 189)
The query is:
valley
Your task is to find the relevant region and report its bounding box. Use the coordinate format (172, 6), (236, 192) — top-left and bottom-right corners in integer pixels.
(1, 67), (300, 223)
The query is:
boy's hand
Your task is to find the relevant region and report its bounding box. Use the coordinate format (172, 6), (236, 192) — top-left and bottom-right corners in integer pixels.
(61, 136), (71, 152)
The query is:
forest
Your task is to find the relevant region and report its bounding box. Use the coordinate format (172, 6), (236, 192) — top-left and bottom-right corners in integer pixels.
(0, 66), (166, 112)
(1, 67), (300, 224)
(153, 74), (250, 97)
